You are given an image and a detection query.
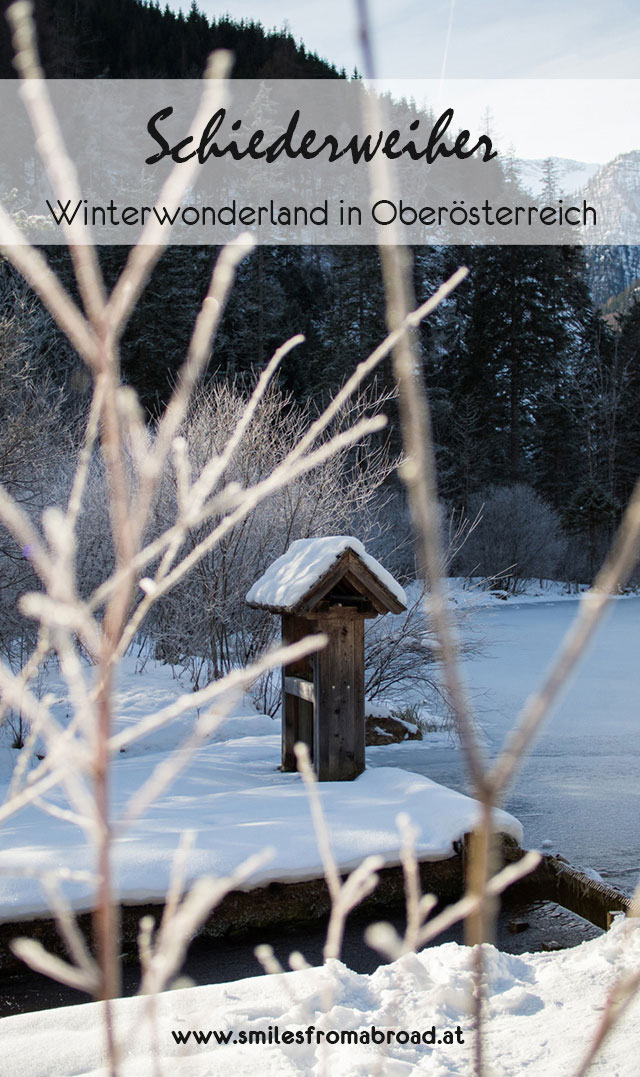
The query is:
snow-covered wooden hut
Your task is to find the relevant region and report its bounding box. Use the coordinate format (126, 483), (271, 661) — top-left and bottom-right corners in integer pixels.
(246, 537), (407, 781)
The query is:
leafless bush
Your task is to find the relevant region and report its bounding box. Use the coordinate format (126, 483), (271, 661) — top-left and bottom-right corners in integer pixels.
(141, 381), (478, 720)
(361, 497), (482, 727)
(141, 378), (396, 706)
(364, 585), (482, 731)
(454, 482), (566, 592)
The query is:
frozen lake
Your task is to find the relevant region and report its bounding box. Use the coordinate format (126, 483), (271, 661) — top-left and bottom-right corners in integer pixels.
(374, 597), (640, 894)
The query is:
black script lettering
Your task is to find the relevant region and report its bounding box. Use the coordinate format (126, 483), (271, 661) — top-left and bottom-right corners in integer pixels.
(146, 107), (197, 164)
(198, 108), (230, 161)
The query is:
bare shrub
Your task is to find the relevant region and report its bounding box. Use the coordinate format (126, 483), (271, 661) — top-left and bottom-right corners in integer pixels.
(0, 275), (78, 731)
(141, 380), (477, 720)
(455, 482), (566, 593)
(364, 585), (481, 730)
(142, 378), (395, 707)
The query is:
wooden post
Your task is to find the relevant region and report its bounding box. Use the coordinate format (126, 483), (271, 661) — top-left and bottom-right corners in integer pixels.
(313, 607), (365, 781)
(281, 613), (314, 771)
(247, 539), (406, 782)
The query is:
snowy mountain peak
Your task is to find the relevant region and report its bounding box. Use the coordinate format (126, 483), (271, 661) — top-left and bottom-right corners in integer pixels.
(514, 151), (640, 305)
(581, 151), (640, 304)
(514, 157), (601, 198)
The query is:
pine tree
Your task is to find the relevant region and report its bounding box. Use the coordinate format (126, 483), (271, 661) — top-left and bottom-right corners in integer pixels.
(616, 296), (640, 502)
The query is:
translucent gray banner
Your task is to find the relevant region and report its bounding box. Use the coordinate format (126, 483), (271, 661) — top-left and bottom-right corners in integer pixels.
(0, 79), (637, 246)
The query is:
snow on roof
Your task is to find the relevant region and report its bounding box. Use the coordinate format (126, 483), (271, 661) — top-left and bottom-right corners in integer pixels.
(246, 536), (407, 612)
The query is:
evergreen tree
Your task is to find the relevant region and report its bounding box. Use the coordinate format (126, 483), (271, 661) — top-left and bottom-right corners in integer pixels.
(453, 246), (591, 498)
(0, 0), (341, 79)
(2, 0), (624, 545)
(616, 296), (640, 503)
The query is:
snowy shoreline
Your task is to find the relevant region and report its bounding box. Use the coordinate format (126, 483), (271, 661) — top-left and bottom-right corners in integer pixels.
(2, 918), (640, 1077)
(0, 736), (521, 922)
(0, 594), (638, 1074)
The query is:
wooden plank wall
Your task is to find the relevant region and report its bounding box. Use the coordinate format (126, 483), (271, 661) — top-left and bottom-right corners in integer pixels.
(313, 607), (365, 781)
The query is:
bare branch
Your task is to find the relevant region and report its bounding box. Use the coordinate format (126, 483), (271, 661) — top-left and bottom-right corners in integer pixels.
(10, 937), (97, 993)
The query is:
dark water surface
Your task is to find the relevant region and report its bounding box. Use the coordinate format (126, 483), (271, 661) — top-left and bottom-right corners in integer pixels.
(0, 898), (600, 1018)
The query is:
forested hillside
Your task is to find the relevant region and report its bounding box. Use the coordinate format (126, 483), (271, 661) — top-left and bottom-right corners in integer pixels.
(582, 152), (640, 303)
(0, 0), (340, 78)
(1, 0), (638, 586)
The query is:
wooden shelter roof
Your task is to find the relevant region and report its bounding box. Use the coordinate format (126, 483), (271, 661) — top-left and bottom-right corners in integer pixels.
(246, 536), (407, 617)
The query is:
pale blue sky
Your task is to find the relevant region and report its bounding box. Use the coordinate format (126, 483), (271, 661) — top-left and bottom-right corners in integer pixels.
(179, 0), (640, 78)
(171, 1), (640, 161)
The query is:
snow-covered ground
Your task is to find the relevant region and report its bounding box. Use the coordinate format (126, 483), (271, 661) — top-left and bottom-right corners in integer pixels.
(1, 583), (638, 1076)
(2, 918), (640, 1076)
(0, 653), (520, 922)
(446, 575), (638, 607)
(0, 734), (521, 921)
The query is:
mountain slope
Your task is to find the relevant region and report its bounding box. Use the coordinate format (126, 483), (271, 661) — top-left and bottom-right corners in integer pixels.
(581, 151), (640, 304)
(515, 157), (601, 198)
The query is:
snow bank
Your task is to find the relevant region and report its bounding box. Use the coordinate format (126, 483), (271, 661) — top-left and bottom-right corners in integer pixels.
(0, 736), (520, 920)
(0, 655), (275, 763)
(0, 652), (519, 921)
(446, 576), (639, 608)
(246, 536), (407, 610)
(108, 657), (277, 752)
(2, 918), (639, 1076)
